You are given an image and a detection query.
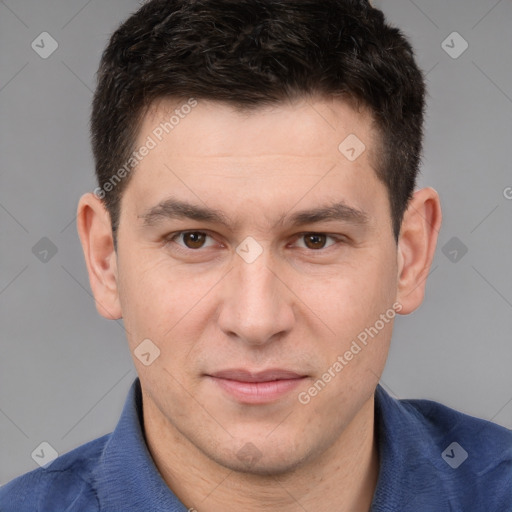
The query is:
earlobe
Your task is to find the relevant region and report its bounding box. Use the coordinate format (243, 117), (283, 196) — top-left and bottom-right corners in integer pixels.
(76, 193), (122, 320)
(396, 187), (442, 315)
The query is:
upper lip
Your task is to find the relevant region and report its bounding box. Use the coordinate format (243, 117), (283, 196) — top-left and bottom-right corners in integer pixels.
(208, 369), (306, 382)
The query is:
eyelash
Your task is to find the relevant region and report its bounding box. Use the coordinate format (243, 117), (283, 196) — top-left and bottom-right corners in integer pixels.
(164, 230), (345, 255)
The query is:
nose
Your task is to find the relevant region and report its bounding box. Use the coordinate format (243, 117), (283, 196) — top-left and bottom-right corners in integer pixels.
(217, 248), (295, 347)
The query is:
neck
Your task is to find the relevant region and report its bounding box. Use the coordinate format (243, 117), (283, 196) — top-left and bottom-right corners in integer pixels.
(143, 393), (379, 512)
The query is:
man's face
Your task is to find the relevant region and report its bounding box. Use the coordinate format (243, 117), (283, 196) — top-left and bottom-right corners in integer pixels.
(115, 97), (400, 473)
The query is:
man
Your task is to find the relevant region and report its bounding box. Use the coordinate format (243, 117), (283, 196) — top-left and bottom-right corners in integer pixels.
(1, 0), (510, 510)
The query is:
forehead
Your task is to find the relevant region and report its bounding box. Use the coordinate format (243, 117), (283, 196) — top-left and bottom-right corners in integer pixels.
(122, 96), (389, 233)
(140, 96), (379, 162)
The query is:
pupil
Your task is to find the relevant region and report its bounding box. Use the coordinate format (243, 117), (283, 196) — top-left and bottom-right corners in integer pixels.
(185, 232), (205, 248)
(306, 234), (325, 249)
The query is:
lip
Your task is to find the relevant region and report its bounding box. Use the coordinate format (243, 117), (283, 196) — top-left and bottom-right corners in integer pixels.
(206, 369), (307, 404)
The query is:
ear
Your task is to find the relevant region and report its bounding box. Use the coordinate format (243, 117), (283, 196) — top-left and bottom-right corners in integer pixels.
(396, 187), (442, 314)
(76, 193), (122, 320)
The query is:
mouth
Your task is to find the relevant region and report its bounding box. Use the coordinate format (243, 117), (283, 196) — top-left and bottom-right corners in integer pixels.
(205, 369), (308, 404)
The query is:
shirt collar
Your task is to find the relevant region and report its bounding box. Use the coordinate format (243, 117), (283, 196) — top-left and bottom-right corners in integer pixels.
(95, 378), (187, 511)
(370, 385), (452, 511)
(94, 378), (448, 511)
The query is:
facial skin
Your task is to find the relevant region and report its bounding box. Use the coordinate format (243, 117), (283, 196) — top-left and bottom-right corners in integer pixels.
(78, 96), (441, 511)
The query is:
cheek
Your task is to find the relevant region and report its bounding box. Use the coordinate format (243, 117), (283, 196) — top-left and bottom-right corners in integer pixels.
(117, 252), (177, 343)
(117, 251), (220, 347)
(295, 251), (396, 341)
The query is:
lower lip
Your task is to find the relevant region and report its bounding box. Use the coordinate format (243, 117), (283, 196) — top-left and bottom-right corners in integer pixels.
(209, 377), (306, 404)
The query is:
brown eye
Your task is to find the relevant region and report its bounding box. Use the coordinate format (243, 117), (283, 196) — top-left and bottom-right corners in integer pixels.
(303, 233), (327, 250)
(182, 232), (208, 249)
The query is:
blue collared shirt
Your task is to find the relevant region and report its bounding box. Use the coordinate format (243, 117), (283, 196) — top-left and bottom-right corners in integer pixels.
(1, 378), (511, 511)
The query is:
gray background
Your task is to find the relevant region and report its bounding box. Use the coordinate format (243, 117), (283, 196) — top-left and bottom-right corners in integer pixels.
(1, 0), (511, 485)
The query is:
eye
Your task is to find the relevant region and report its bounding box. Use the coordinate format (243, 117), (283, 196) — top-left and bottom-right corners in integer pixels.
(165, 230), (343, 254)
(168, 231), (216, 250)
(293, 233), (339, 250)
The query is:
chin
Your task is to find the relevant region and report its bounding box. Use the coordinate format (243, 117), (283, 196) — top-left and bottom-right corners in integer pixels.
(208, 438), (312, 477)
(222, 454), (307, 477)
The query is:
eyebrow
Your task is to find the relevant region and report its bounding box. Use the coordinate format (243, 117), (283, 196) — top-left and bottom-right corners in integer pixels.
(139, 197), (369, 229)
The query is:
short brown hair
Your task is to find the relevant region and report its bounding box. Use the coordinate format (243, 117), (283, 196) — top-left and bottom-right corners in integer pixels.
(91, 0), (426, 243)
